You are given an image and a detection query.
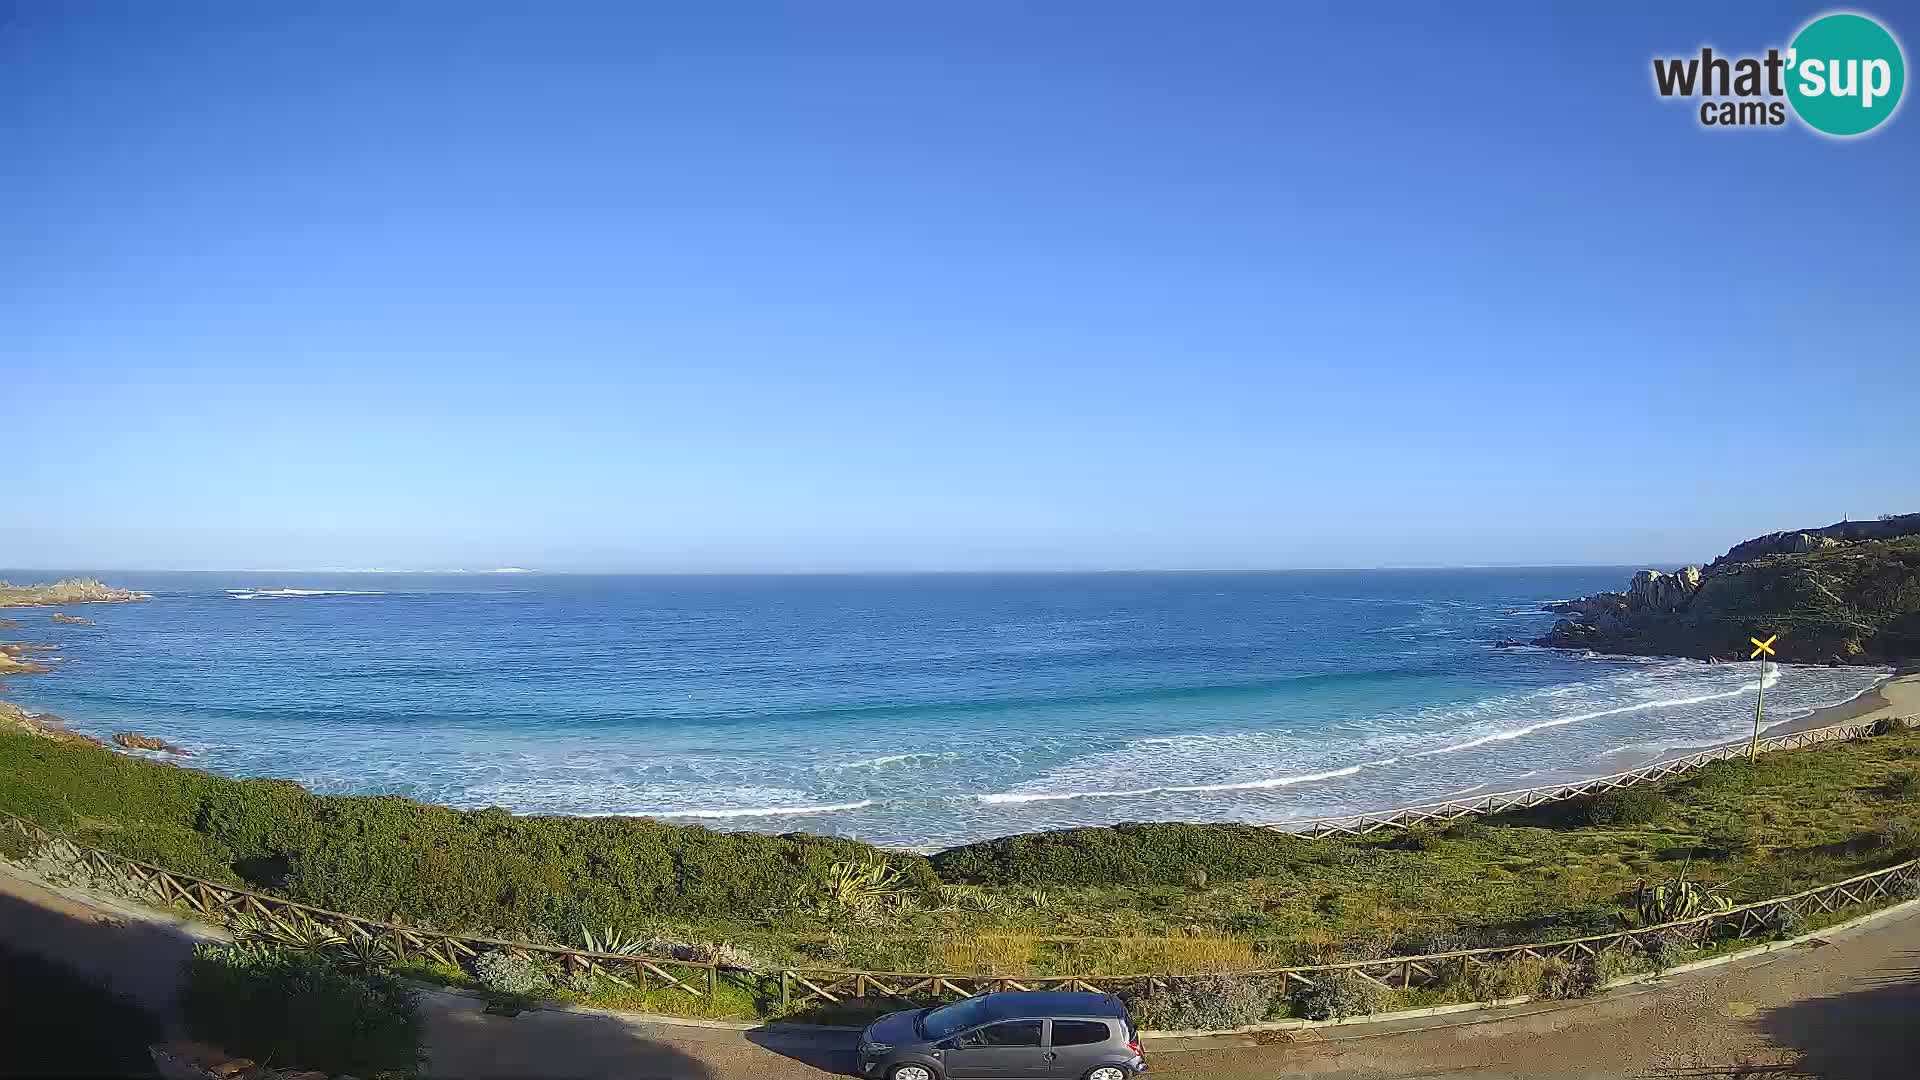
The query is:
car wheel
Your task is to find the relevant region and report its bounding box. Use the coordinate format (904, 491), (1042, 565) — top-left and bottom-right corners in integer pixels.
(889, 1065), (937, 1080)
(1085, 1068), (1129, 1080)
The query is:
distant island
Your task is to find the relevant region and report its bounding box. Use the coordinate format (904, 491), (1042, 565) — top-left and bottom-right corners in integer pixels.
(1532, 514), (1920, 664)
(0, 578), (150, 608)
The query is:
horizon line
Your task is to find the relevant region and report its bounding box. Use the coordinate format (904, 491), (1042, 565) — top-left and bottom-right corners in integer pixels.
(3, 562), (1694, 576)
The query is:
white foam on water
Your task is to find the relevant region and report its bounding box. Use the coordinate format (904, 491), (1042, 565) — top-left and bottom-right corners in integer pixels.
(227, 588), (387, 599)
(831, 751), (964, 770)
(649, 799), (876, 819)
(975, 759), (1397, 804)
(1412, 667), (1781, 757)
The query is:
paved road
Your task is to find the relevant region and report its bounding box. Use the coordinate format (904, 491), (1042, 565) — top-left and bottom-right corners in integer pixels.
(5, 865), (1917, 1079)
(423, 904), (1920, 1080)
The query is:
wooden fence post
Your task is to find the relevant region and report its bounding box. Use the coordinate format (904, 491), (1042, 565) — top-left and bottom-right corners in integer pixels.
(780, 970), (790, 1012)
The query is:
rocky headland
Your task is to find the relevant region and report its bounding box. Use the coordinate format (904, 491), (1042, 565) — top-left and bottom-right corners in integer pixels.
(1533, 514), (1920, 664)
(0, 578), (149, 608)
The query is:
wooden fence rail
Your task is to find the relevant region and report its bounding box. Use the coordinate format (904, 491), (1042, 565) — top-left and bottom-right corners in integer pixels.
(4, 711), (1915, 1013)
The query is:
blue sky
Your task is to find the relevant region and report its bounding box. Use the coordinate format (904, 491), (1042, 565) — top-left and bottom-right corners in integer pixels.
(4, 2), (1915, 572)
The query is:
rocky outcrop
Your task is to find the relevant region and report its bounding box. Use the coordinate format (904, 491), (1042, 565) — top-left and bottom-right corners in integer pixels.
(50, 613), (93, 626)
(113, 731), (189, 755)
(0, 701), (104, 746)
(0, 578), (149, 608)
(1534, 515), (1920, 664)
(1709, 514), (1920, 571)
(0, 642), (60, 676)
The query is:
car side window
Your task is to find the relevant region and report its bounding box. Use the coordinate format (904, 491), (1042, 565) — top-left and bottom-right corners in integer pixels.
(958, 1020), (1044, 1048)
(1051, 1019), (1111, 1046)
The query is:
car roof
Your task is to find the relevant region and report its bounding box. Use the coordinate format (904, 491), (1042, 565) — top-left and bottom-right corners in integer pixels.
(975, 991), (1127, 1022)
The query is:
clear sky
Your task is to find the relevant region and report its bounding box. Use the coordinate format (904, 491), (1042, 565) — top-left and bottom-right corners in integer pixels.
(4, 2), (1915, 572)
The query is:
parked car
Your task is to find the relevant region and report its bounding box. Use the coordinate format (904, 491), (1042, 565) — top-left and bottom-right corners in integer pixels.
(857, 990), (1147, 1080)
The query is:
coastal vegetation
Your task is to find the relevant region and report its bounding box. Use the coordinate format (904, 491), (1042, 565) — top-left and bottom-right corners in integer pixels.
(1536, 515), (1920, 662)
(6, 717), (1920, 997)
(183, 943), (422, 1078)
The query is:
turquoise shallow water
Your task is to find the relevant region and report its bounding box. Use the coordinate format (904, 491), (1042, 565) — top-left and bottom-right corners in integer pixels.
(1, 569), (1888, 848)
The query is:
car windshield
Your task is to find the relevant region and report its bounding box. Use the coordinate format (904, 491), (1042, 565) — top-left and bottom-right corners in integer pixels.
(919, 996), (993, 1040)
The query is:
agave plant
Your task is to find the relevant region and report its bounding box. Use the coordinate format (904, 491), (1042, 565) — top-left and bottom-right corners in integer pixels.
(798, 859), (909, 918)
(574, 924), (648, 987)
(1635, 861), (1735, 926)
(227, 912), (348, 954)
(331, 931), (400, 974)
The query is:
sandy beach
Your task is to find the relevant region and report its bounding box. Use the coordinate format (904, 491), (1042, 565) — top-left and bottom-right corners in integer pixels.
(1763, 666), (1920, 737)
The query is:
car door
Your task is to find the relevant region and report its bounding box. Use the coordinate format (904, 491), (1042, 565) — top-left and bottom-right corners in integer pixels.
(1045, 1018), (1114, 1077)
(939, 1019), (1048, 1078)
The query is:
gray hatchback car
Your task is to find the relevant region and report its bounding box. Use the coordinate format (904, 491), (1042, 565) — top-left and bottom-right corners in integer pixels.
(857, 990), (1147, 1080)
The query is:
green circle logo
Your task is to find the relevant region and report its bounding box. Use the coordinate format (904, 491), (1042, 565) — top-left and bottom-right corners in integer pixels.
(1787, 12), (1906, 136)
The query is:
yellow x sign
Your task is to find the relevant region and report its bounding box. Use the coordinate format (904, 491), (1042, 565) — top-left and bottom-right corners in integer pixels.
(1750, 635), (1778, 659)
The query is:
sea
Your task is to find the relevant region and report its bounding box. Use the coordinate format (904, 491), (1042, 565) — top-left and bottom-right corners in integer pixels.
(0, 569), (1891, 850)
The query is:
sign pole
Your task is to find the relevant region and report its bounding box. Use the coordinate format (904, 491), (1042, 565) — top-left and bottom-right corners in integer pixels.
(1748, 634), (1778, 762)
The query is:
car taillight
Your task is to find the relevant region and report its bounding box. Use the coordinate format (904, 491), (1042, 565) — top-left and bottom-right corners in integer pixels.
(1129, 1038), (1145, 1059)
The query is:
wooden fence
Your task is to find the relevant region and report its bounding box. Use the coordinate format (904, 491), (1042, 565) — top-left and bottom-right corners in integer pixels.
(7, 808), (1919, 1015)
(1267, 716), (1913, 837)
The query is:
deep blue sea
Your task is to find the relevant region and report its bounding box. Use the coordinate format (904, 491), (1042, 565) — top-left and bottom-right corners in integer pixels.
(0, 570), (1890, 849)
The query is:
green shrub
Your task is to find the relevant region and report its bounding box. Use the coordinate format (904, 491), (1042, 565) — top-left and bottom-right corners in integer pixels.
(1702, 821), (1757, 859)
(1123, 974), (1278, 1031)
(1873, 818), (1920, 853)
(1571, 788), (1672, 827)
(1222, 911), (1273, 933)
(1590, 946), (1651, 985)
(1675, 760), (1754, 800)
(931, 822), (1315, 887)
(1883, 771), (1920, 799)
(1383, 828), (1443, 852)
(1287, 970), (1384, 1021)
(473, 950), (554, 997)
(182, 945), (421, 1078)
(1461, 955), (1595, 1001)
(1535, 956), (1599, 999)
(0, 731), (934, 941)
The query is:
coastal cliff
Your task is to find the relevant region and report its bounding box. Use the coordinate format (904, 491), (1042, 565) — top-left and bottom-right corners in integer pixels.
(1533, 514), (1920, 664)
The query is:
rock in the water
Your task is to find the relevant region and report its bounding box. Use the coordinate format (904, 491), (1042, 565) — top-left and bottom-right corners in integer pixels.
(113, 731), (189, 755)
(50, 613), (94, 626)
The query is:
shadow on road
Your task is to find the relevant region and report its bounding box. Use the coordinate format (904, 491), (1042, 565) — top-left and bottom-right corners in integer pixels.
(1749, 949), (1920, 1080)
(0, 937), (166, 1077)
(0, 882), (205, 1020)
(744, 1026), (859, 1076)
(427, 1004), (726, 1080)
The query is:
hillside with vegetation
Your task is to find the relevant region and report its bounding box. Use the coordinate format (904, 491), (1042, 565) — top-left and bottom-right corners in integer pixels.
(1535, 515), (1920, 663)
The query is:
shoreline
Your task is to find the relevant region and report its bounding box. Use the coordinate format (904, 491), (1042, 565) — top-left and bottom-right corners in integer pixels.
(1519, 666), (1920, 792)
(1754, 665), (1918, 737)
